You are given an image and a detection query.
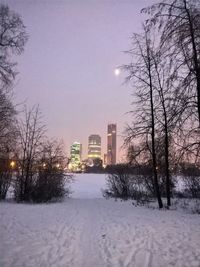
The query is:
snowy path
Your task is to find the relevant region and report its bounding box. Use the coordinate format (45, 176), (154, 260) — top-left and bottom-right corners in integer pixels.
(1, 198), (200, 267)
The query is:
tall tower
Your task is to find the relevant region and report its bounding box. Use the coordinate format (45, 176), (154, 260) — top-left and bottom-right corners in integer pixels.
(88, 134), (101, 160)
(70, 142), (82, 171)
(107, 124), (117, 165)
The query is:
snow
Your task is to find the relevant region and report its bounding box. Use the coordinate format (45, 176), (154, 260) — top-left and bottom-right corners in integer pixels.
(0, 174), (200, 267)
(71, 173), (106, 199)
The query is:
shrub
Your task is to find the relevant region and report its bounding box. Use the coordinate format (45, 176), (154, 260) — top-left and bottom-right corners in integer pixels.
(31, 168), (72, 203)
(14, 139), (73, 203)
(0, 171), (12, 200)
(175, 166), (200, 199)
(0, 158), (12, 200)
(103, 164), (152, 202)
(182, 176), (200, 198)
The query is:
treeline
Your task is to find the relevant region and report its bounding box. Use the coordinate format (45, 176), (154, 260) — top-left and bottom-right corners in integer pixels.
(0, 4), (71, 203)
(121, 0), (200, 208)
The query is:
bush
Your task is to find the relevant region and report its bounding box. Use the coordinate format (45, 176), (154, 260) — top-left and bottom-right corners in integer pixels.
(171, 198), (200, 214)
(0, 158), (12, 200)
(103, 172), (131, 200)
(103, 164), (152, 203)
(0, 171), (12, 200)
(174, 166), (200, 199)
(182, 176), (200, 198)
(14, 139), (73, 203)
(31, 168), (72, 202)
(14, 169), (73, 203)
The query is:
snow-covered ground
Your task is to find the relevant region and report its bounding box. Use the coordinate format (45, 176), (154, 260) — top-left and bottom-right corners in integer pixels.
(71, 173), (106, 198)
(0, 174), (200, 267)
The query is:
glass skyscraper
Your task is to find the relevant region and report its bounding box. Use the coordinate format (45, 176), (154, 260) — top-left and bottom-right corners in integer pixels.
(107, 124), (117, 165)
(70, 142), (82, 171)
(88, 134), (101, 160)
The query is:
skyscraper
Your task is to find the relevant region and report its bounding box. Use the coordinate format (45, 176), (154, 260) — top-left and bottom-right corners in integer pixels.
(70, 142), (82, 171)
(107, 124), (117, 165)
(88, 134), (101, 160)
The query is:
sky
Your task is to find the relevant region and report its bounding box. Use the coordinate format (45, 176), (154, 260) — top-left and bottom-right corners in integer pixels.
(3, 0), (156, 161)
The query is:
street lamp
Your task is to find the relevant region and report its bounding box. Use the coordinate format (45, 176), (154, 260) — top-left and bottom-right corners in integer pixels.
(56, 163), (60, 169)
(10, 160), (16, 169)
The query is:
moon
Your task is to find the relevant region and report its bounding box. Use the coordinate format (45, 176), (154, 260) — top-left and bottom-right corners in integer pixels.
(114, 68), (120, 76)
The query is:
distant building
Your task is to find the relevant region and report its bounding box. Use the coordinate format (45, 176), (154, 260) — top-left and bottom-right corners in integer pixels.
(103, 153), (107, 166)
(88, 134), (101, 161)
(70, 142), (82, 171)
(107, 124), (117, 165)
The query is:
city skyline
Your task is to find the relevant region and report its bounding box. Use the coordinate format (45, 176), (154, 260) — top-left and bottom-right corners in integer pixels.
(4, 0), (157, 162)
(69, 123), (116, 163)
(67, 121), (118, 160)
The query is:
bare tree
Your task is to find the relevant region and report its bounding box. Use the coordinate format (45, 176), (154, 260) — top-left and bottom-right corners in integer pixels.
(0, 4), (27, 200)
(0, 89), (17, 199)
(124, 26), (163, 208)
(0, 89), (17, 142)
(14, 106), (45, 201)
(33, 139), (72, 202)
(142, 0), (200, 196)
(151, 48), (188, 206)
(0, 3), (27, 148)
(14, 107), (72, 203)
(175, 120), (200, 166)
(0, 4), (28, 88)
(142, 0), (200, 125)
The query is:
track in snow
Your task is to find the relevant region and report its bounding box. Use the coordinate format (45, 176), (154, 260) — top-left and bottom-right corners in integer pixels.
(0, 198), (200, 267)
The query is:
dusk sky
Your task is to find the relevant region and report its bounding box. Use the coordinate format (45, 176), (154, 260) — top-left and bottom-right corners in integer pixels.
(4, 0), (156, 161)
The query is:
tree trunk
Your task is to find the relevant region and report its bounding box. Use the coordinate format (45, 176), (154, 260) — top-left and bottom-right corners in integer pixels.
(196, 71), (200, 126)
(149, 62), (163, 209)
(151, 116), (163, 209)
(164, 124), (171, 206)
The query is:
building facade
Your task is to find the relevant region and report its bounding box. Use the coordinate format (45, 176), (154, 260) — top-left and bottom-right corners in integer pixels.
(107, 124), (117, 165)
(70, 142), (82, 171)
(88, 134), (101, 160)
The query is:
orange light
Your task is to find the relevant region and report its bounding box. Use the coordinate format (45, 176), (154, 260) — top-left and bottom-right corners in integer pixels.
(10, 161), (16, 168)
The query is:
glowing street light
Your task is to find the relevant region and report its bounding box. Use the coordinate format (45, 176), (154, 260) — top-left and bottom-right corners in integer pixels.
(10, 161), (16, 169)
(56, 163), (60, 169)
